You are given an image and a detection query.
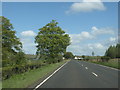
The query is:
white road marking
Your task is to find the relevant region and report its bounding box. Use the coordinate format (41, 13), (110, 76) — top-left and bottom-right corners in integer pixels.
(92, 72), (98, 77)
(82, 64), (83, 66)
(85, 67), (88, 69)
(33, 61), (69, 90)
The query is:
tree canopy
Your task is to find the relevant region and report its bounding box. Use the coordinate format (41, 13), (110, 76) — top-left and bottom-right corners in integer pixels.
(1, 16), (25, 66)
(105, 44), (120, 59)
(35, 20), (70, 63)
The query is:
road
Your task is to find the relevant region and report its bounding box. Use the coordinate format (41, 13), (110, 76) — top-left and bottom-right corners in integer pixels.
(34, 60), (119, 88)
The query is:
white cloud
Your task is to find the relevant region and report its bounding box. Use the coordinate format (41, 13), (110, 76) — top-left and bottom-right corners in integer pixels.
(81, 31), (92, 38)
(66, 0), (106, 14)
(20, 30), (36, 37)
(69, 26), (114, 45)
(70, 31), (94, 44)
(20, 37), (37, 54)
(91, 26), (114, 36)
(67, 26), (117, 56)
(67, 43), (106, 56)
(109, 37), (116, 42)
(19, 30), (37, 54)
(88, 43), (104, 49)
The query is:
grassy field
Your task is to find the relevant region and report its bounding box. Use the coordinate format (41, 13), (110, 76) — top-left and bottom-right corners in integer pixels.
(88, 59), (120, 69)
(2, 60), (69, 88)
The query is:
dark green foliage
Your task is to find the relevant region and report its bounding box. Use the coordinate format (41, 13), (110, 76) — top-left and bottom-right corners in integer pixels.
(63, 52), (74, 59)
(101, 56), (110, 62)
(85, 56), (90, 61)
(1, 16), (26, 67)
(105, 44), (120, 59)
(35, 20), (70, 63)
(116, 44), (120, 58)
(15, 52), (26, 65)
(2, 61), (46, 80)
(82, 55), (85, 59)
(92, 51), (94, 56)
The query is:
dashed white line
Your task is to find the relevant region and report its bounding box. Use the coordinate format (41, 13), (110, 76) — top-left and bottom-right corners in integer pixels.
(33, 61), (69, 90)
(92, 72), (98, 77)
(85, 67), (88, 69)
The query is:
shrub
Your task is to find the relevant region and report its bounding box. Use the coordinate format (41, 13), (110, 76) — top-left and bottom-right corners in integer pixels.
(63, 52), (74, 59)
(2, 61), (45, 80)
(101, 56), (110, 62)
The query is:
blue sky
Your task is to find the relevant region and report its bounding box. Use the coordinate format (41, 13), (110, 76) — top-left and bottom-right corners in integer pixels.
(2, 1), (118, 56)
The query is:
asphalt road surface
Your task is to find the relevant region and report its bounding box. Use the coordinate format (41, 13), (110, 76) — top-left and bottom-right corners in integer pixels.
(35, 60), (119, 88)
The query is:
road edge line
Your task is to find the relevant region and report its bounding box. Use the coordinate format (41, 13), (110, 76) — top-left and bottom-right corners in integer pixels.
(33, 61), (69, 90)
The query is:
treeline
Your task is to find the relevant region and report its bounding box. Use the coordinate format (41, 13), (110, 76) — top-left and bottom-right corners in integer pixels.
(78, 44), (120, 62)
(105, 44), (120, 58)
(1, 16), (70, 80)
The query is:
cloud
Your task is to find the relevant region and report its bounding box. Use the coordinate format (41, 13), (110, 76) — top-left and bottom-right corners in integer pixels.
(109, 37), (116, 42)
(103, 37), (117, 47)
(88, 43), (104, 49)
(20, 37), (37, 54)
(66, 0), (106, 14)
(19, 30), (37, 54)
(91, 26), (114, 36)
(67, 26), (117, 56)
(70, 31), (94, 44)
(20, 30), (36, 37)
(67, 43), (106, 56)
(69, 26), (114, 45)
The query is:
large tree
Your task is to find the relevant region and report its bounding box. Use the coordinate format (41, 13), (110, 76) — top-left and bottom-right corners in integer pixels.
(35, 20), (70, 63)
(1, 16), (25, 66)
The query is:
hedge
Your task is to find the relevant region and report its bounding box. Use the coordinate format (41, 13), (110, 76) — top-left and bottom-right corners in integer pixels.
(2, 62), (46, 80)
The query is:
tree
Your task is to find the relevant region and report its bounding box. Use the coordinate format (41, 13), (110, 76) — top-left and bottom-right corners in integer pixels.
(63, 52), (74, 59)
(1, 16), (25, 66)
(105, 45), (116, 59)
(92, 51), (94, 56)
(116, 44), (120, 58)
(82, 55), (85, 60)
(35, 20), (70, 63)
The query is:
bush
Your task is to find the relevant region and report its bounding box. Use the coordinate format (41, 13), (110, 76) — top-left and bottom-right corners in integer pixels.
(64, 52), (74, 59)
(2, 61), (45, 80)
(2, 67), (13, 80)
(101, 56), (110, 62)
(57, 54), (63, 62)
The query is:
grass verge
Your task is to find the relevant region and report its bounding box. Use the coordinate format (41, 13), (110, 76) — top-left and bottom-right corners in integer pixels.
(88, 59), (120, 69)
(2, 60), (69, 88)
(0, 81), (2, 90)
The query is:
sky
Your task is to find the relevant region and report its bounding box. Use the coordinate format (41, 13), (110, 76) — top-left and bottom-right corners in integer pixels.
(2, 1), (118, 56)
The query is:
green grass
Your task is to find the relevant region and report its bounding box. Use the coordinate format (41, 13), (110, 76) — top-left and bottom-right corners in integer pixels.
(2, 60), (68, 88)
(88, 59), (120, 69)
(0, 81), (2, 90)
